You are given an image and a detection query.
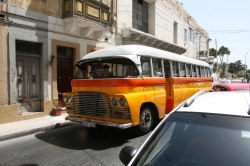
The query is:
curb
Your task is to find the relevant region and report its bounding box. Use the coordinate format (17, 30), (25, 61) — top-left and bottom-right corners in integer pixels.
(0, 121), (76, 142)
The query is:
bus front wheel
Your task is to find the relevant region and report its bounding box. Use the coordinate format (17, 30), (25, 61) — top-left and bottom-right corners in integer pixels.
(133, 105), (154, 135)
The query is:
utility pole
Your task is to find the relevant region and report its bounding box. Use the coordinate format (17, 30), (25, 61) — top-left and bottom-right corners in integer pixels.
(245, 52), (248, 82)
(215, 39), (218, 73)
(226, 54), (229, 78)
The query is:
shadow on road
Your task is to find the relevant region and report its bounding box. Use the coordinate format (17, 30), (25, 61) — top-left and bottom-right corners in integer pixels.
(35, 123), (147, 150)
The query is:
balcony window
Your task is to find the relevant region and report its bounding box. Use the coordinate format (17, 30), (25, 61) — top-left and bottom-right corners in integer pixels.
(76, 1), (83, 14)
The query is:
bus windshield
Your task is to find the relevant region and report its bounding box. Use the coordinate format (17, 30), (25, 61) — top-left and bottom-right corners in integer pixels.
(74, 58), (139, 79)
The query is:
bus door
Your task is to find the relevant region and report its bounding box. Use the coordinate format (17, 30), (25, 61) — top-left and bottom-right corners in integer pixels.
(164, 60), (173, 113)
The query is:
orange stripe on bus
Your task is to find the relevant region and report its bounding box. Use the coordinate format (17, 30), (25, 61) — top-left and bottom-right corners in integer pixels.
(72, 78), (166, 87)
(173, 77), (212, 83)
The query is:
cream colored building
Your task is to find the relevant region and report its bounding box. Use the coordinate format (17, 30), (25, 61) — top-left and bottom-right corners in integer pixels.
(115, 0), (209, 59)
(0, 0), (209, 124)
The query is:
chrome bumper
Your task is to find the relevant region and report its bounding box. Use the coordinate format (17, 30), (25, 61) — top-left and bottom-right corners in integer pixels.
(65, 116), (132, 129)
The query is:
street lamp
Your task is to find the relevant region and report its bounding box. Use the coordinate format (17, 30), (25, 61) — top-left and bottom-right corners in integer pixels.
(245, 52), (248, 81)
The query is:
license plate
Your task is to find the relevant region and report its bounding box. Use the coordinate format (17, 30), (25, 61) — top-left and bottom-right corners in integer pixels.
(82, 121), (96, 128)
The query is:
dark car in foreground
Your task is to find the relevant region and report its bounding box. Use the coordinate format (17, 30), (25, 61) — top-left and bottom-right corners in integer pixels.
(119, 91), (250, 166)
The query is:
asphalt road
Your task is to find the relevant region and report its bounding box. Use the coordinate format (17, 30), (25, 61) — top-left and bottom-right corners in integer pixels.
(0, 123), (150, 166)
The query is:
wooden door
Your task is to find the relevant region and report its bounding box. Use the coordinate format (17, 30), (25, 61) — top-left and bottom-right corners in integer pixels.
(57, 57), (73, 94)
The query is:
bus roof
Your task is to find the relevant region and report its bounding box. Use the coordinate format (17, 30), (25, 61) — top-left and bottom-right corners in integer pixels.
(78, 45), (209, 67)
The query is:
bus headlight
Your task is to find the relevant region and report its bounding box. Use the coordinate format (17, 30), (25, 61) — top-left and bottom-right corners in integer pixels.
(111, 98), (118, 106)
(63, 96), (68, 102)
(119, 98), (126, 106)
(68, 96), (74, 102)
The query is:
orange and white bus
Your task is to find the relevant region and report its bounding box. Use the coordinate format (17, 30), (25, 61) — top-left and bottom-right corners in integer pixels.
(62, 45), (212, 135)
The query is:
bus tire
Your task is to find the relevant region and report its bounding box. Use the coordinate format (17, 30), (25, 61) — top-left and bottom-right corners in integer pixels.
(133, 105), (154, 135)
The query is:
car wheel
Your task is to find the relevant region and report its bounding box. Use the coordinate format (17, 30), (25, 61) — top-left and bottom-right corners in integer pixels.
(133, 105), (154, 135)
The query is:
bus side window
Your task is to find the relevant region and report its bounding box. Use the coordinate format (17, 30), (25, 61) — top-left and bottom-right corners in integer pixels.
(172, 61), (179, 77)
(196, 66), (200, 77)
(192, 65), (196, 77)
(200, 66), (204, 77)
(205, 67), (208, 77)
(203, 67), (207, 77)
(186, 64), (192, 77)
(140, 56), (151, 77)
(152, 58), (163, 77)
(164, 60), (171, 78)
(180, 63), (186, 77)
(207, 67), (211, 77)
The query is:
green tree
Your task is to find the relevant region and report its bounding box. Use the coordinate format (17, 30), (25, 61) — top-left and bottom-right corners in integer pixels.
(238, 71), (245, 77)
(209, 48), (217, 58)
(221, 62), (227, 76)
(228, 60), (245, 75)
(247, 69), (250, 74)
(218, 46), (230, 64)
(213, 62), (218, 73)
(217, 46), (230, 74)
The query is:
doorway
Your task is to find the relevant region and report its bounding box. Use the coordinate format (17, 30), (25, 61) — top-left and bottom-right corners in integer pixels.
(57, 46), (74, 107)
(16, 56), (41, 113)
(16, 40), (42, 114)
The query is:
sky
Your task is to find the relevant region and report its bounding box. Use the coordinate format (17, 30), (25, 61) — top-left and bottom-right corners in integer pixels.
(179, 0), (250, 69)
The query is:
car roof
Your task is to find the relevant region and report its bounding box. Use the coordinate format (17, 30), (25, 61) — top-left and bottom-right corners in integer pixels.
(177, 91), (250, 117)
(214, 83), (250, 90)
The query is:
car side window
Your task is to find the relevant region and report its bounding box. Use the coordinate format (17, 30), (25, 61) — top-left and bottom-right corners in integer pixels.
(222, 87), (229, 91)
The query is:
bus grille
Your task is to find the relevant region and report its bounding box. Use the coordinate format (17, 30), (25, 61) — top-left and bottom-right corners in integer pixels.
(70, 92), (131, 119)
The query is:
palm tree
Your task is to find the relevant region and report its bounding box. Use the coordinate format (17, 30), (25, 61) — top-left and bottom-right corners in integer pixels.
(218, 46), (230, 76)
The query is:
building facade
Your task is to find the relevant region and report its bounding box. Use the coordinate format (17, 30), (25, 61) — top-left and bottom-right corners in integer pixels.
(0, 0), (115, 124)
(115, 0), (209, 59)
(0, 0), (210, 124)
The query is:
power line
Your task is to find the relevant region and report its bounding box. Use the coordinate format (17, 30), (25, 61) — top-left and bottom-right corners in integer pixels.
(216, 37), (250, 41)
(206, 29), (250, 32)
(208, 31), (250, 34)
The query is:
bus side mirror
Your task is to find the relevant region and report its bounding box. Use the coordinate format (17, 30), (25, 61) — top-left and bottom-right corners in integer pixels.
(212, 77), (214, 82)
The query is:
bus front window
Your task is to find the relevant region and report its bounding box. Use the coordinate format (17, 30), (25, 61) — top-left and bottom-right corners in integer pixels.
(74, 58), (139, 79)
(74, 60), (99, 79)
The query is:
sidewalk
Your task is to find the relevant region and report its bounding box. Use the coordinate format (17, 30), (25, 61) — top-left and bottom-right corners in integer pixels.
(0, 113), (74, 141)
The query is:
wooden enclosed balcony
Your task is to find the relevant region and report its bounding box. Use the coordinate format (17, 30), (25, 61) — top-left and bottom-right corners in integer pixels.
(62, 0), (110, 40)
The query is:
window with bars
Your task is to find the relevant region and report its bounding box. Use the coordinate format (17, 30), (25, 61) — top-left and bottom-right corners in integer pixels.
(57, 46), (73, 57)
(16, 40), (42, 55)
(132, 0), (148, 33)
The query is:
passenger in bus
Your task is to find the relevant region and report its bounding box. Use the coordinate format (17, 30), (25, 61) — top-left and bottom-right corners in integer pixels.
(102, 64), (113, 77)
(154, 67), (163, 77)
(142, 62), (149, 75)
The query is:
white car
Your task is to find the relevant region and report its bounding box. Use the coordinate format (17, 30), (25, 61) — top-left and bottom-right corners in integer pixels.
(220, 79), (232, 84)
(119, 91), (250, 166)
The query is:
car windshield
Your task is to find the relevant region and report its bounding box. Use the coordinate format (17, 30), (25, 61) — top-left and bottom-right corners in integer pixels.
(132, 112), (250, 166)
